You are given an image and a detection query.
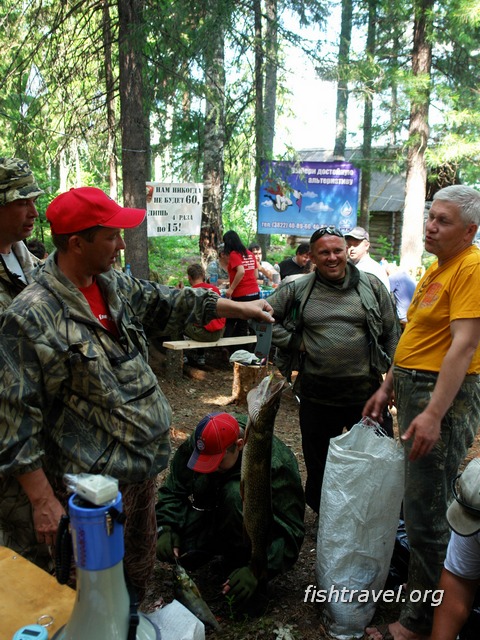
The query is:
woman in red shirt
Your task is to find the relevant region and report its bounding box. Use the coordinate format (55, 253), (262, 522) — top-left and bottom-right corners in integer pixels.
(223, 230), (259, 338)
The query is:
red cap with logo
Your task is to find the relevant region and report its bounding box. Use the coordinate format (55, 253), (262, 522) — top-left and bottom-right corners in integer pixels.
(46, 186), (146, 234)
(187, 413), (240, 473)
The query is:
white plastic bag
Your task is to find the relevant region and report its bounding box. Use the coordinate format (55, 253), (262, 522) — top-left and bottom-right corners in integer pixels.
(146, 600), (205, 640)
(315, 419), (405, 640)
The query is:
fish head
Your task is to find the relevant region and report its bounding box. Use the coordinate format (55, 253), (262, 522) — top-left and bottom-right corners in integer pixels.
(246, 374), (286, 430)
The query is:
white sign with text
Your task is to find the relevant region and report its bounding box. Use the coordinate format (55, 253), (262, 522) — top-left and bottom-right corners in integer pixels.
(146, 182), (203, 236)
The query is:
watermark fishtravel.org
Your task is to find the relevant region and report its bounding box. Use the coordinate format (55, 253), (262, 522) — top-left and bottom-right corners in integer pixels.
(304, 585), (444, 607)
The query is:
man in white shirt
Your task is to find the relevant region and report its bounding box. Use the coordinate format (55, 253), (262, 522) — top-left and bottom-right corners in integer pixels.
(345, 226), (391, 291)
(430, 458), (480, 640)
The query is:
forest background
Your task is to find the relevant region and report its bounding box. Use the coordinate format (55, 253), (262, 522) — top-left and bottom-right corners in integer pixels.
(1, 0), (480, 280)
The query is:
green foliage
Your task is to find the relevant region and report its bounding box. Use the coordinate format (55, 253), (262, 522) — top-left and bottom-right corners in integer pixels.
(2, 0), (480, 275)
(372, 235), (395, 262)
(148, 236), (201, 285)
(145, 234), (290, 285)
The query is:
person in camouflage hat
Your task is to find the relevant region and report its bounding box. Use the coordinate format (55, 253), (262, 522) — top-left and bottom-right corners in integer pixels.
(0, 156), (44, 205)
(0, 186), (274, 602)
(0, 157), (44, 313)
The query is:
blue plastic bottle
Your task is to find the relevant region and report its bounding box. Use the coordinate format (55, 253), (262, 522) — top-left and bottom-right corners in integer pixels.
(209, 262), (218, 285)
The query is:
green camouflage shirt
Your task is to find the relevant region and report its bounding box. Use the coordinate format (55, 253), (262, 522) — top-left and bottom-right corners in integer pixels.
(0, 253), (220, 485)
(0, 241), (40, 314)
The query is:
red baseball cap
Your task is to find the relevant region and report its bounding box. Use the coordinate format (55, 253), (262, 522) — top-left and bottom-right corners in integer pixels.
(46, 186), (146, 234)
(187, 413), (240, 473)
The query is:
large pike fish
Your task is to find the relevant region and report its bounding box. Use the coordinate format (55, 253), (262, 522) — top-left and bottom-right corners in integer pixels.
(173, 562), (221, 631)
(240, 374), (286, 582)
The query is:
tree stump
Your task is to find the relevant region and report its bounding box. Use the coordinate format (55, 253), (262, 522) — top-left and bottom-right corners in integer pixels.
(227, 362), (268, 406)
(164, 349), (184, 383)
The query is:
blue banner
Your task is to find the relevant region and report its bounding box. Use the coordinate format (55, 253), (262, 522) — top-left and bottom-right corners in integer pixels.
(258, 160), (360, 236)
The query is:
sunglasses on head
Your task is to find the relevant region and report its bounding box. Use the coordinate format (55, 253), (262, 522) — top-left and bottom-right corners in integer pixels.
(310, 226), (344, 242)
(451, 474), (480, 518)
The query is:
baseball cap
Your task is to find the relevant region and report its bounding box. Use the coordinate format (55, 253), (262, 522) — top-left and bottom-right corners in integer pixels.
(345, 226), (369, 242)
(46, 186), (146, 234)
(447, 458), (480, 536)
(0, 157), (44, 206)
(187, 413), (240, 473)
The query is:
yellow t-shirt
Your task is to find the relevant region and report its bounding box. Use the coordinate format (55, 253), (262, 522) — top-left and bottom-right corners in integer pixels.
(394, 245), (480, 373)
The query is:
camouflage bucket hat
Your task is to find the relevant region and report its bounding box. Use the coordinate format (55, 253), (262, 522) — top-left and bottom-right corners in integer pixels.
(0, 157), (44, 206)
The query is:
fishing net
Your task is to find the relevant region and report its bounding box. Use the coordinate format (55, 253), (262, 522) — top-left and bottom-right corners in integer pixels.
(51, 476), (157, 604)
(121, 478), (158, 604)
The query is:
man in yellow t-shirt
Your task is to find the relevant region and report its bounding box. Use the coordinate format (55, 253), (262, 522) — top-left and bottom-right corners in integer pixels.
(364, 185), (480, 640)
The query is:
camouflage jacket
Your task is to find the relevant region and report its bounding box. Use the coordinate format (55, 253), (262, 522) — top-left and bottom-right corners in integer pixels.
(0, 253), (220, 484)
(0, 241), (40, 314)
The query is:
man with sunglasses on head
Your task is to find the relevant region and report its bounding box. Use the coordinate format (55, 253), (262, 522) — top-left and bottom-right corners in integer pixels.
(268, 225), (400, 514)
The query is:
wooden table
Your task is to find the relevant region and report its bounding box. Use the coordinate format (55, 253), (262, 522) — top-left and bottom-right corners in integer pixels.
(0, 546), (75, 638)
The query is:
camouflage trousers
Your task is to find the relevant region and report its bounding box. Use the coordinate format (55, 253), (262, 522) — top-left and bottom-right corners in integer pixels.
(394, 366), (480, 636)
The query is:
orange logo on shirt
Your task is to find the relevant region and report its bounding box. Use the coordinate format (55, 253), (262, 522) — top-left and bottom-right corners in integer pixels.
(419, 282), (443, 307)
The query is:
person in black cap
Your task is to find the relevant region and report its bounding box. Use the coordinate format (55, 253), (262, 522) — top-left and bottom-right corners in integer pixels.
(155, 412), (305, 611)
(430, 458), (480, 640)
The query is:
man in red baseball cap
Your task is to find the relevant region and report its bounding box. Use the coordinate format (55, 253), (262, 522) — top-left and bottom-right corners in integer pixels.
(46, 186), (146, 234)
(156, 411), (305, 613)
(0, 186), (274, 603)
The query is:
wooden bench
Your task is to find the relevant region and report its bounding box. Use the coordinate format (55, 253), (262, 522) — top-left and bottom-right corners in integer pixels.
(162, 335), (258, 380)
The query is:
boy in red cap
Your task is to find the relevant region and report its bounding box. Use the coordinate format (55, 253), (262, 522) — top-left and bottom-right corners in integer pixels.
(156, 412), (305, 612)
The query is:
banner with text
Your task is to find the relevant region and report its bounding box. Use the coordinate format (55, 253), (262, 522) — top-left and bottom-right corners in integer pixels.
(258, 160), (360, 236)
(146, 182), (203, 236)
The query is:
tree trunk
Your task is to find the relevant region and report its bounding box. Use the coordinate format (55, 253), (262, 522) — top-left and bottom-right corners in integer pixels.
(253, 0), (264, 256)
(333, 0), (353, 159)
(359, 0), (376, 229)
(199, 5), (226, 265)
(102, 0), (118, 201)
(400, 0), (433, 273)
(228, 362), (268, 406)
(118, 0), (150, 279)
(258, 0), (277, 254)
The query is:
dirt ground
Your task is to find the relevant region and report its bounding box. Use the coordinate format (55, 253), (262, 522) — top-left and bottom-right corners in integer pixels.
(144, 346), (480, 640)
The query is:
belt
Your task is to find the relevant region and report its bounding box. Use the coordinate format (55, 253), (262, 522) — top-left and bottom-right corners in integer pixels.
(394, 365), (480, 382)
